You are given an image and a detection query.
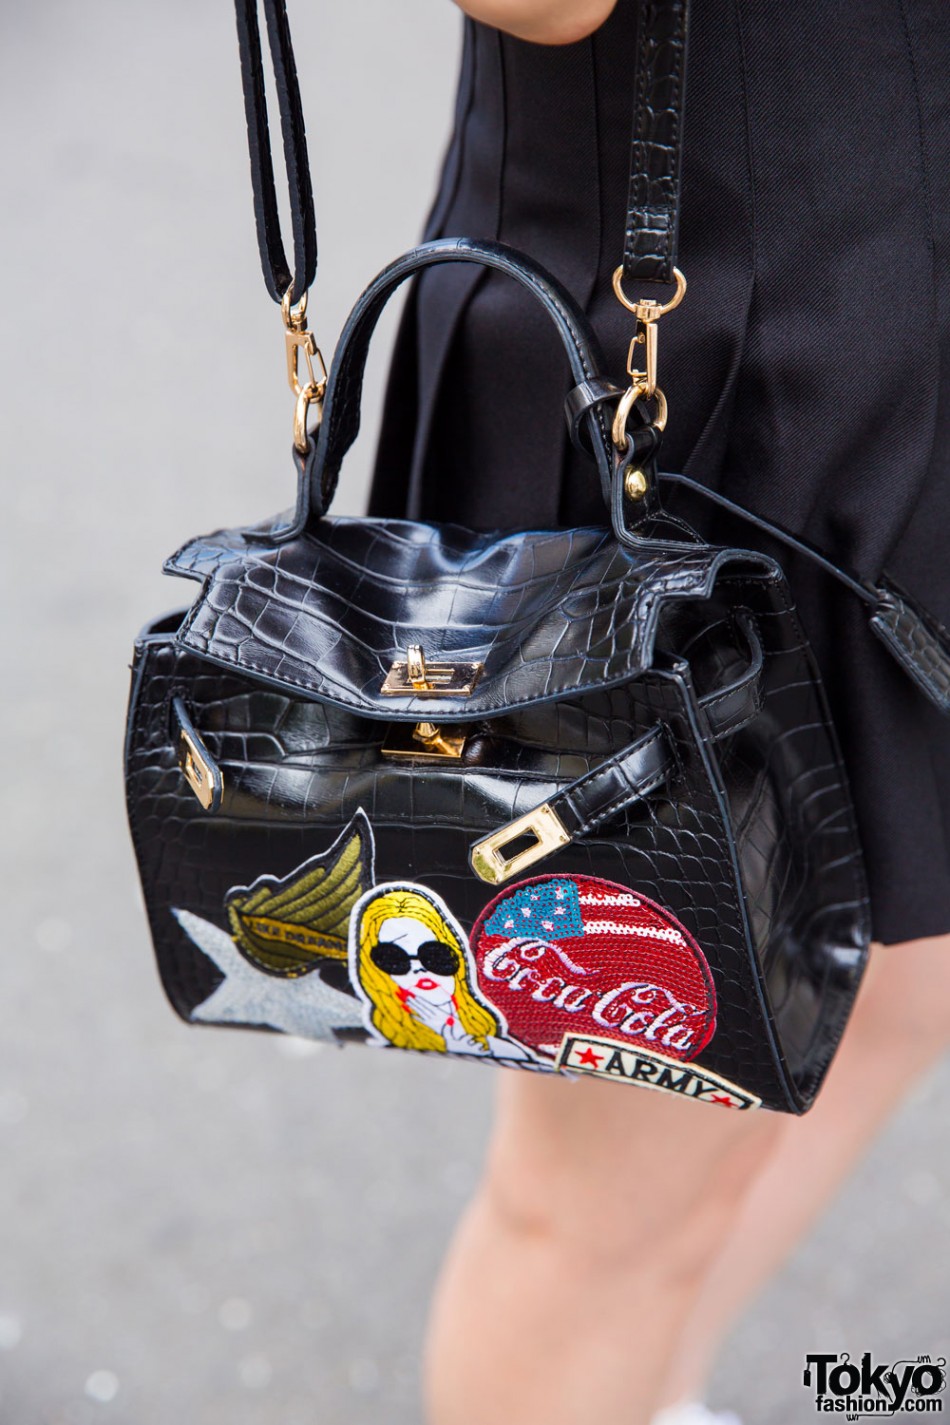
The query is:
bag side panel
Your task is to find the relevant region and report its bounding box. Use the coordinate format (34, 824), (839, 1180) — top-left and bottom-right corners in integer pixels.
(704, 575), (871, 1108)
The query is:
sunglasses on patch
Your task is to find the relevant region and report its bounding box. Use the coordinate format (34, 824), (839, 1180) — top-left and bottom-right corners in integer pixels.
(369, 939), (460, 978)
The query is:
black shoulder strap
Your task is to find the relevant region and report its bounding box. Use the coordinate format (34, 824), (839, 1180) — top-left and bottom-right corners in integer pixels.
(233, 0), (687, 302)
(624, 0), (689, 285)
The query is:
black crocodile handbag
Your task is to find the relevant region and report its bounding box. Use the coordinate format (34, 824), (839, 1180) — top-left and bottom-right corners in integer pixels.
(124, 0), (948, 1112)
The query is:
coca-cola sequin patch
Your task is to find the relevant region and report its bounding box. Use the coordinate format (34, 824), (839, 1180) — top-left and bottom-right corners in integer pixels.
(470, 874), (717, 1064)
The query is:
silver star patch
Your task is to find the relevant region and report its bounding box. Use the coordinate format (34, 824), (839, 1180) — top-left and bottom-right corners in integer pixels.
(173, 909), (365, 1041)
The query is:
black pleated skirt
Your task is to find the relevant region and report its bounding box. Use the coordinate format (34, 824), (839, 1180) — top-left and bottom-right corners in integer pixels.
(369, 0), (950, 945)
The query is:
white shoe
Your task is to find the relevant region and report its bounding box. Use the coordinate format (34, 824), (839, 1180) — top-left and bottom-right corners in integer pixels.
(651, 1401), (743, 1425)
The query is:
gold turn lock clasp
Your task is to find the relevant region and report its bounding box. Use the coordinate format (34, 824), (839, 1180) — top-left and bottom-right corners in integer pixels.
(381, 645), (484, 697)
(407, 645), (429, 689)
(381, 721), (469, 761)
(412, 722), (463, 756)
(470, 804), (571, 886)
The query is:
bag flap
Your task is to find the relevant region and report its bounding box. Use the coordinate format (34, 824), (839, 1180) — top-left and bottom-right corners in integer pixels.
(165, 516), (774, 720)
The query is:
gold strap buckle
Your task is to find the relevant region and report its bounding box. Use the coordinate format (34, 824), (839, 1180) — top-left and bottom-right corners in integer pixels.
(610, 265), (685, 449)
(470, 804), (571, 886)
(178, 726), (219, 811)
(282, 287), (327, 453)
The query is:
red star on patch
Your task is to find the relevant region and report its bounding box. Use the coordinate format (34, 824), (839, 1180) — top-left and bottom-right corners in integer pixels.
(709, 1093), (736, 1106)
(576, 1046), (604, 1068)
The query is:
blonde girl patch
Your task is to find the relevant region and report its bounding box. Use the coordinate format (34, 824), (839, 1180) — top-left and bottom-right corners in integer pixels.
(349, 882), (534, 1063)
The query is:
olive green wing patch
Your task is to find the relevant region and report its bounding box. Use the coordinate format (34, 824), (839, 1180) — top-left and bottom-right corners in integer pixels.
(225, 811), (375, 976)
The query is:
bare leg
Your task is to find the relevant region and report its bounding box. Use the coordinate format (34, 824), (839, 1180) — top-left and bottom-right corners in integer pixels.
(423, 1065), (783, 1425)
(653, 931), (950, 1415)
(423, 933), (950, 1425)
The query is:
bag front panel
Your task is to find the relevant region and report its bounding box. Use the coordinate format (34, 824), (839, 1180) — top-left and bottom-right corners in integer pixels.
(126, 630), (798, 1111)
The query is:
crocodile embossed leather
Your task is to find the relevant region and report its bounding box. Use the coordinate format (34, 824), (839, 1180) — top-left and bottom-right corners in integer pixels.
(123, 0), (881, 1114)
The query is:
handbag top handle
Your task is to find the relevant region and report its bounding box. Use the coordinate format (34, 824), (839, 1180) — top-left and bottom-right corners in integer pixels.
(223, 2), (950, 719)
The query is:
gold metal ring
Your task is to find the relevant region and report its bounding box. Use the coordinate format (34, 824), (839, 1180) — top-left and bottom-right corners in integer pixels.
(611, 265), (686, 319)
(293, 380), (324, 453)
(281, 286), (309, 329)
(611, 381), (647, 448)
(611, 383), (668, 449)
(649, 387), (668, 433)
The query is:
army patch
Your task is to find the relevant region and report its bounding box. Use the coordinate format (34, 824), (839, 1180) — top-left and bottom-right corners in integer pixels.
(470, 874), (717, 1064)
(225, 811), (374, 976)
(558, 1035), (761, 1108)
(348, 881), (536, 1064)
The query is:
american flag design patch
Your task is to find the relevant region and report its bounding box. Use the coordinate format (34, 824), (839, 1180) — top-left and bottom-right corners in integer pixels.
(470, 874), (717, 1064)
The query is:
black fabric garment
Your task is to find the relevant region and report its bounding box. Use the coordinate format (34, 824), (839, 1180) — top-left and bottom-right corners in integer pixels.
(368, 0), (950, 946)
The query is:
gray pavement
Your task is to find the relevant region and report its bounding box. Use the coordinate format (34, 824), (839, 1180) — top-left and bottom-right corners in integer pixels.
(0, 3), (947, 1423)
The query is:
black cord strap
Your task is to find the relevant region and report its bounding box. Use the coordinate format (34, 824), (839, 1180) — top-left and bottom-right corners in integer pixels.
(234, 0), (317, 302)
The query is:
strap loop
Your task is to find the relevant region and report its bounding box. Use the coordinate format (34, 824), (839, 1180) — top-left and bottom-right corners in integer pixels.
(470, 725), (674, 885)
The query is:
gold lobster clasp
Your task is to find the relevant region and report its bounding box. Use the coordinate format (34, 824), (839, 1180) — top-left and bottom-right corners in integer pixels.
(610, 265), (686, 450)
(281, 287), (327, 453)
